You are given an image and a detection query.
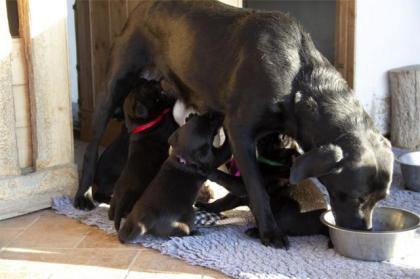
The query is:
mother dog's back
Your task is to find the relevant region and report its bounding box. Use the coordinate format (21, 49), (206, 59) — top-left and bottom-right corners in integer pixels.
(125, 0), (305, 110)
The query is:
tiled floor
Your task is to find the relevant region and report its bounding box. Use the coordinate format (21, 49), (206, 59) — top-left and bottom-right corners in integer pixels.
(0, 210), (229, 279)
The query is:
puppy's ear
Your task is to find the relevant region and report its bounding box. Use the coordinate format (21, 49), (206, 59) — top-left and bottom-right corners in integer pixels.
(168, 130), (179, 147)
(290, 144), (344, 184)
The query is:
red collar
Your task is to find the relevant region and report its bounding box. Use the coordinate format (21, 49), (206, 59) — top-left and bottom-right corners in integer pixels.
(130, 108), (172, 135)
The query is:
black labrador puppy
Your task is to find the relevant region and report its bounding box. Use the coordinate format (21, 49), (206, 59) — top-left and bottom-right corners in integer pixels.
(118, 114), (230, 242)
(76, 0), (393, 249)
(199, 133), (328, 236)
(108, 80), (177, 230)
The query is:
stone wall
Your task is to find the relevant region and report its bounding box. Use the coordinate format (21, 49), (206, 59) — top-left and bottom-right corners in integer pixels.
(0, 0), (77, 220)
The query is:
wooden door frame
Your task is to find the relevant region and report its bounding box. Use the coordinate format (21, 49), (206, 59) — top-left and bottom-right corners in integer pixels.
(335, 0), (355, 88)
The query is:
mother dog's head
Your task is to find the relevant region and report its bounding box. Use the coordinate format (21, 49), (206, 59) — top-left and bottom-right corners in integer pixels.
(289, 79), (394, 230)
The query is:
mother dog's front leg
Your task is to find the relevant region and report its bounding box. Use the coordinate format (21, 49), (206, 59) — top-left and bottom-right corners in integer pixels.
(225, 117), (289, 249)
(74, 31), (149, 209)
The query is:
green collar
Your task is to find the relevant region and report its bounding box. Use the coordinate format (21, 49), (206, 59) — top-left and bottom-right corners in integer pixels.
(256, 156), (286, 167)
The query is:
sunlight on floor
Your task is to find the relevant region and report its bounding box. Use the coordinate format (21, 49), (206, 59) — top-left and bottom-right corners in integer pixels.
(2, 247), (59, 255)
(0, 258), (220, 279)
(0, 210), (228, 279)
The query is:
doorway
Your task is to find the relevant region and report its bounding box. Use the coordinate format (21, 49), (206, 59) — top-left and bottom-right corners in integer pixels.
(245, 0), (355, 87)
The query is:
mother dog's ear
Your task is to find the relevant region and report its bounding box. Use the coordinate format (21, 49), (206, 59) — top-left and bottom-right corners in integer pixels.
(290, 144), (344, 184)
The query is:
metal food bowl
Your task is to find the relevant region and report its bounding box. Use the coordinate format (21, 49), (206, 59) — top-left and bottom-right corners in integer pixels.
(321, 207), (420, 261)
(397, 151), (420, 192)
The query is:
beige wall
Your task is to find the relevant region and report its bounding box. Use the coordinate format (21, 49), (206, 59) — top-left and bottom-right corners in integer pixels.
(0, 0), (20, 177)
(0, 0), (77, 220)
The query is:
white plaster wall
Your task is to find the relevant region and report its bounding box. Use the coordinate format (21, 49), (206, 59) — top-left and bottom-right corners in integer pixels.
(67, 0), (78, 104)
(354, 0), (420, 134)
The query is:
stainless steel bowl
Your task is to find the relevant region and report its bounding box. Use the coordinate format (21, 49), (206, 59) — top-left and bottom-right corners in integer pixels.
(397, 151), (420, 192)
(321, 207), (420, 261)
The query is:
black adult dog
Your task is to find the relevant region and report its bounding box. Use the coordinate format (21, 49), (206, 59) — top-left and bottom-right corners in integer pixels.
(118, 113), (230, 242)
(75, 0), (393, 248)
(108, 80), (177, 230)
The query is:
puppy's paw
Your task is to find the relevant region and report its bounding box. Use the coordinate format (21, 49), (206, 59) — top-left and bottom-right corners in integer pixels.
(113, 206), (124, 231)
(245, 227), (259, 239)
(195, 202), (221, 213)
(92, 192), (111, 204)
(109, 193), (134, 231)
(260, 229), (290, 250)
(74, 195), (95, 210)
(195, 202), (211, 211)
(190, 230), (201, 236)
(118, 220), (145, 243)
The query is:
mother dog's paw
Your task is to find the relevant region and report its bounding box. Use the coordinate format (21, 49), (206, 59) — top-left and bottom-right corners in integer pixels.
(245, 227), (290, 249)
(261, 229), (290, 250)
(74, 195), (95, 210)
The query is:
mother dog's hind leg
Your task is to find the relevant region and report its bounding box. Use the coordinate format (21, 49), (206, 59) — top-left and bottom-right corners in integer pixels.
(224, 117), (289, 249)
(74, 32), (149, 210)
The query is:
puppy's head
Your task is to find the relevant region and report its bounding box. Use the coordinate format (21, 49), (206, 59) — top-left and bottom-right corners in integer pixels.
(168, 113), (224, 171)
(290, 130), (393, 231)
(123, 79), (174, 130)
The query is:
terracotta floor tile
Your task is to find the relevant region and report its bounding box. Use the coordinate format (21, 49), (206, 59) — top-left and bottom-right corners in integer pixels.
(8, 211), (91, 249)
(0, 210), (42, 229)
(0, 247), (138, 269)
(0, 228), (24, 248)
(128, 249), (228, 278)
(77, 227), (140, 249)
(1, 209), (231, 278)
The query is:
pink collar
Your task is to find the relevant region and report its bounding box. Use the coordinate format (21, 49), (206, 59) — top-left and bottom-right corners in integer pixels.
(130, 108), (172, 135)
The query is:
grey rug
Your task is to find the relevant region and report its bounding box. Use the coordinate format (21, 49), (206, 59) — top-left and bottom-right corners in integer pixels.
(53, 161), (420, 279)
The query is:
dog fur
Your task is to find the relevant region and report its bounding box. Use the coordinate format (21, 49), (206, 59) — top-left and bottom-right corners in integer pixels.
(198, 133), (328, 237)
(118, 113), (231, 242)
(108, 80), (177, 230)
(76, 0), (394, 248)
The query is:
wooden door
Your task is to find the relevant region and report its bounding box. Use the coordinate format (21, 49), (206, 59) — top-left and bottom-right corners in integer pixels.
(75, 0), (136, 145)
(335, 0), (355, 88)
(75, 0), (243, 145)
